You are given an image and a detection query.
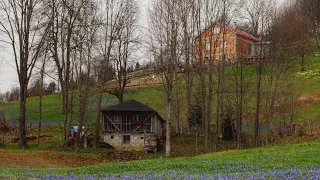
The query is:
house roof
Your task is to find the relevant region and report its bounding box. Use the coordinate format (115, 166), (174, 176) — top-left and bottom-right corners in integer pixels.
(200, 23), (262, 42)
(233, 28), (262, 42)
(101, 99), (156, 112)
(101, 99), (165, 122)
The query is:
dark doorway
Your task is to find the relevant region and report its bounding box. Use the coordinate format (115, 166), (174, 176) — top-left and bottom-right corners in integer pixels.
(123, 135), (130, 144)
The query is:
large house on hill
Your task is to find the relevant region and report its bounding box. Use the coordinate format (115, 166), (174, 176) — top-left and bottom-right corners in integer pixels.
(196, 24), (269, 65)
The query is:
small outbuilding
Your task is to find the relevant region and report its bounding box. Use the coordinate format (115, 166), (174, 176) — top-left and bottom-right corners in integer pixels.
(101, 99), (165, 152)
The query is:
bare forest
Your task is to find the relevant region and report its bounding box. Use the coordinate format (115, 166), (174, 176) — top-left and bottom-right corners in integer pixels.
(0, 0), (319, 158)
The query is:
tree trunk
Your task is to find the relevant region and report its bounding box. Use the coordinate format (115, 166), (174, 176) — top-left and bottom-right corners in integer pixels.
(83, 75), (90, 149)
(301, 55), (305, 71)
(175, 77), (180, 135)
(290, 94), (295, 134)
(119, 85), (124, 103)
(63, 88), (69, 147)
(205, 28), (215, 152)
(68, 69), (75, 140)
(186, 68), (192, 134)
(196, 125), (198, 155)
(2, 131), (4, 144)
(185, 26), (192, 134)
(93, 92), (102, 149)
(37, 91), (42, 144)
(236, 62), (244, 149)
(254, 61), (262, 147)
(83, 133), (88, 149)
(315, 37), (320, 53)
(205, 76), (213, 152)
(19, 84), (28, 148)
(201, 72), (206, 132)
(37, 59), (46, 144)
(165, 95), (171, 157)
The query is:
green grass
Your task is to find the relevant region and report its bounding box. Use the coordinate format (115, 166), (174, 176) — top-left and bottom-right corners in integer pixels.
(0, 87), (166, 123)
(1, 140), (320, 178)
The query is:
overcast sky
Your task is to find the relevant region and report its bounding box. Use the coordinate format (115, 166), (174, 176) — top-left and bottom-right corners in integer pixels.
(0, 0), (286, 93)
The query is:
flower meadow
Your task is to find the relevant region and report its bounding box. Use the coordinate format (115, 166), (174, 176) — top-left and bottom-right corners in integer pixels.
(1, 141), (320, 179)
(1, 168), (320, 180)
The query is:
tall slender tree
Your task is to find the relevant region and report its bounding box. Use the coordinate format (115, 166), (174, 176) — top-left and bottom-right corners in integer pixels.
(150, 0), (181, 157)
(109, 0), (139, 103)
(0, 0), (50, 148)
(73, 0), (100, 149)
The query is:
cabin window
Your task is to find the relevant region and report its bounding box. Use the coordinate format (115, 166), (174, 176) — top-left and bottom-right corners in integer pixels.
(127, 115), (137, 131)
(214, 27), (220, 34)
(123, 135), (130, 144)
(205, 42), (210, 50)
(110, 135), (114, 139)
(114, 116), (122, 123)
(220, 40), (227, 48)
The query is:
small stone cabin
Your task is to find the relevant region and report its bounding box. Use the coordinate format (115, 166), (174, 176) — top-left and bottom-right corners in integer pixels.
(101, 99), (165, 151)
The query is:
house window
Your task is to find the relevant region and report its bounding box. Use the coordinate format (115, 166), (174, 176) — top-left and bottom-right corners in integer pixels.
(114, 115), (122, 131)
(127, 115), (137, 131)
(114, 116), (122, 123)
(214, 27), (220, 34)
(123, 135), (130, 144)
(220, 40), (227, 48)
(110, 135), (114, 139)
(205, 42), (210, 50)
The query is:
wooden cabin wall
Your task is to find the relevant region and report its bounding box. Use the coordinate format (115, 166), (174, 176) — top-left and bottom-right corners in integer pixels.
(151, 115), (163, 139)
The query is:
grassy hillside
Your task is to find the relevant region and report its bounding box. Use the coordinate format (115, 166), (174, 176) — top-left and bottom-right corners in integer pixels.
(1, 140), (320, 179)
(0, 53), (319, 127)
(0, 87), (167, 124)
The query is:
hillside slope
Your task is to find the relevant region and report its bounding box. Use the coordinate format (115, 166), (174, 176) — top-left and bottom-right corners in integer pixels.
(1, 54), (319, 126)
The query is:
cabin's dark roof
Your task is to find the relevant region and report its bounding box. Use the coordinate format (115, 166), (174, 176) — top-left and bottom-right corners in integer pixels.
(101, 99), (156, 112)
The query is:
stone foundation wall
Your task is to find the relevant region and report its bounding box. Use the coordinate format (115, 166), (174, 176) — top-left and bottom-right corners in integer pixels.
(103, 133), (156, 151)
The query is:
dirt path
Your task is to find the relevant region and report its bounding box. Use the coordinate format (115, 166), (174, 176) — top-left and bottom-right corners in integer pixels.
(0, 149), (104, 168)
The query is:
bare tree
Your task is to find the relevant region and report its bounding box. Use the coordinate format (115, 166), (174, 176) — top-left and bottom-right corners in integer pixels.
(293, 1), (313, 72)
(241, 0), (270, 35)
(195, 0), (225, 152)
(0, 93), (5, 103)
(229, 57), (253, 149)
(37, 50), (49, 144)
(73, 1), (100, 149)
(298, 0), (320, 52)
(0, 110), (9, 144)
(264, 2), (305, 142)
(109, 0), (139, 103)
(46, 0), (90, 146)
(244, 0), (275, 147)
(93, 0), (127, 148)
(214, 0), (236, 151)
(177, 0), (194, 134)
(150, 0), (181, 157)
(0, 0), (50, 148)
